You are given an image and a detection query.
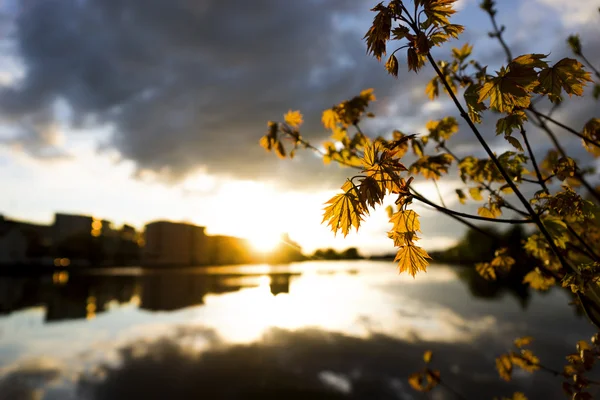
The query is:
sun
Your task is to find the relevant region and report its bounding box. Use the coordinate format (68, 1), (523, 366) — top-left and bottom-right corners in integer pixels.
(249, 233), (281, 253)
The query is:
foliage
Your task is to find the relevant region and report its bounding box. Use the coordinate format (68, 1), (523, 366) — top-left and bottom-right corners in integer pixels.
(260, 0), (600, 397)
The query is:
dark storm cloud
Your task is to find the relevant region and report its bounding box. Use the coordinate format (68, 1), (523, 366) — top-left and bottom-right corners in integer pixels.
(1, 0), (598, 191)
(0, 0), (416, 189)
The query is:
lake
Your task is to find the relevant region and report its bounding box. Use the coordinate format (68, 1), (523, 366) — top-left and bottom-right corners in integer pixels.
(0, 260), (596, 399)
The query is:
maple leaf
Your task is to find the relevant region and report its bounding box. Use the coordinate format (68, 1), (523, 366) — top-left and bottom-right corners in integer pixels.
(364, 3), (392, 61)
(523, 270), (556, 291)
(476, 262), (496, 280)
(423, 350), (433, 363)
(361, 141), (380, 169)
(508, 393), (528, 400)
(511, 350), (540, 372)
(395, 244), (431, 277)
(469, 187), (483, 201)
(496, 354), (513, 381)
(491, 253), (515, 271)
(451, 43), (473, 62)
(464, 84), (486, 123)
(456, 189), (467, 204)
(386, 54), (399, 77)
(259, 135), (274, 151)
(581, 118), (600, 157)
(426, 117), (458, 142)
(423, 0), (459, 27)
(478, 66), (536, 113)
(322, 109), (339, 130)
(536, 58), (592, 103)
(390, 210), (421, 233)
(284, 110), (303, 128)
(478, 205), (501, 218)
(358, 176), (384, 210)
(514, 336), (534, 348)
(426, 77), (440, 100)
(496, 111), (528, 136)
(322, 192), (363, 237)
(505, 136), (523, 151)
(331, 127), (347, 142)
(275, 141), (286, 159)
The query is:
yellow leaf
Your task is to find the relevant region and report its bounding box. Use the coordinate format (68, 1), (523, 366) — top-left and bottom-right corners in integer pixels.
(426, 77), (439, 100)
(581, 118), (600, 157)
(395, 244), (430, 277)
(331, 127), (347, 142)
(390, 210), (421, 233)
(322, 109), (339, 130)
(469, 187), (483, 201)
(423, 350), (433, 363)
(523, 270), (556, 291)
(536, 58), (592, 103)
(358, 176), (384, 210)
(491, 254), (515, 271)
(514, 336), (534, 348)
(284, 110), (303, 128)
(510, 393), (528, 400)
(456, 189), (466, 204)
(477, 206), (496, 218)
(386, 54), (399, 77)
(322, 192), (363, 237)
(478, 64), (537, 113)
(408, 372), (424, 391)
(360, 88), (376, 102)
(451, 42), (472, 61)
(361, 141), (380, 169)
(496, 354), (513, 381)
(274, 140), (286, 159)
(476, 262), (496, 280)
(259, 135), (274, 151)
(511, 350), (540, 372)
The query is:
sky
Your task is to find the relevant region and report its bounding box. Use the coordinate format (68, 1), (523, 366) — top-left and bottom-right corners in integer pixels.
(0, 0), (598, 255)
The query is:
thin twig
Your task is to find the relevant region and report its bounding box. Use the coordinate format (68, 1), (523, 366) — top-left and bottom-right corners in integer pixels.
(410, 190), (532, 224)
(530, 109), (600, 150)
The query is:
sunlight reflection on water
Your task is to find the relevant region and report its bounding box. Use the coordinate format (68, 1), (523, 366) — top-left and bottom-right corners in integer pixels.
(0, 261), (595, 399)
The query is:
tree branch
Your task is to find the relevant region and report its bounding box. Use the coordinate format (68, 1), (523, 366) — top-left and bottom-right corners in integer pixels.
(530, 109), (600, 150)
(410, 189), (532, 224)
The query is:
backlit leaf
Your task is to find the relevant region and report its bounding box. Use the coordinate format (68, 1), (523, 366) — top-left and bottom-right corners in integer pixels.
(514, 336), (534, 348)
(322, 192), (363, 237)
(451, 42), (473, 62)
(536, 58), (592, 103)
(469, 187), (483, 201)
(505, 136), (524, 152)
(496, 354), (513, 381)
(496, 111), (527, 136)
(478, 65), (536, 113)
(491, 253), (515, 271)
(581, 118), (600, 157)
(456, 189), (467, 204)
(395, 244), (431, 277)
(390, 210), (421, 233)
(523, 269), (556, 291)
(423, 350), (433, 363)
(386, 54), (399, 77)
(275, 141), (286, 159)
(476, 262), (496, 280)
(322, 109), (339, 130)
(284, 110), (303, 128)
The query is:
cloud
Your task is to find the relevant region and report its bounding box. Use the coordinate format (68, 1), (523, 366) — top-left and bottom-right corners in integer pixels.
(534, 0), (600, 27)
(0, 0), (416, 189)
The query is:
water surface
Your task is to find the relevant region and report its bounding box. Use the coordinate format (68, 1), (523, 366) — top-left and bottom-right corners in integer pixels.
(0, 261), (595, 399)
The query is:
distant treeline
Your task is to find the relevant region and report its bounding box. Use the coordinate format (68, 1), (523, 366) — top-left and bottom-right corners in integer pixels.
(429, 225), (532, 265)
(312, 247), (362, 260)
